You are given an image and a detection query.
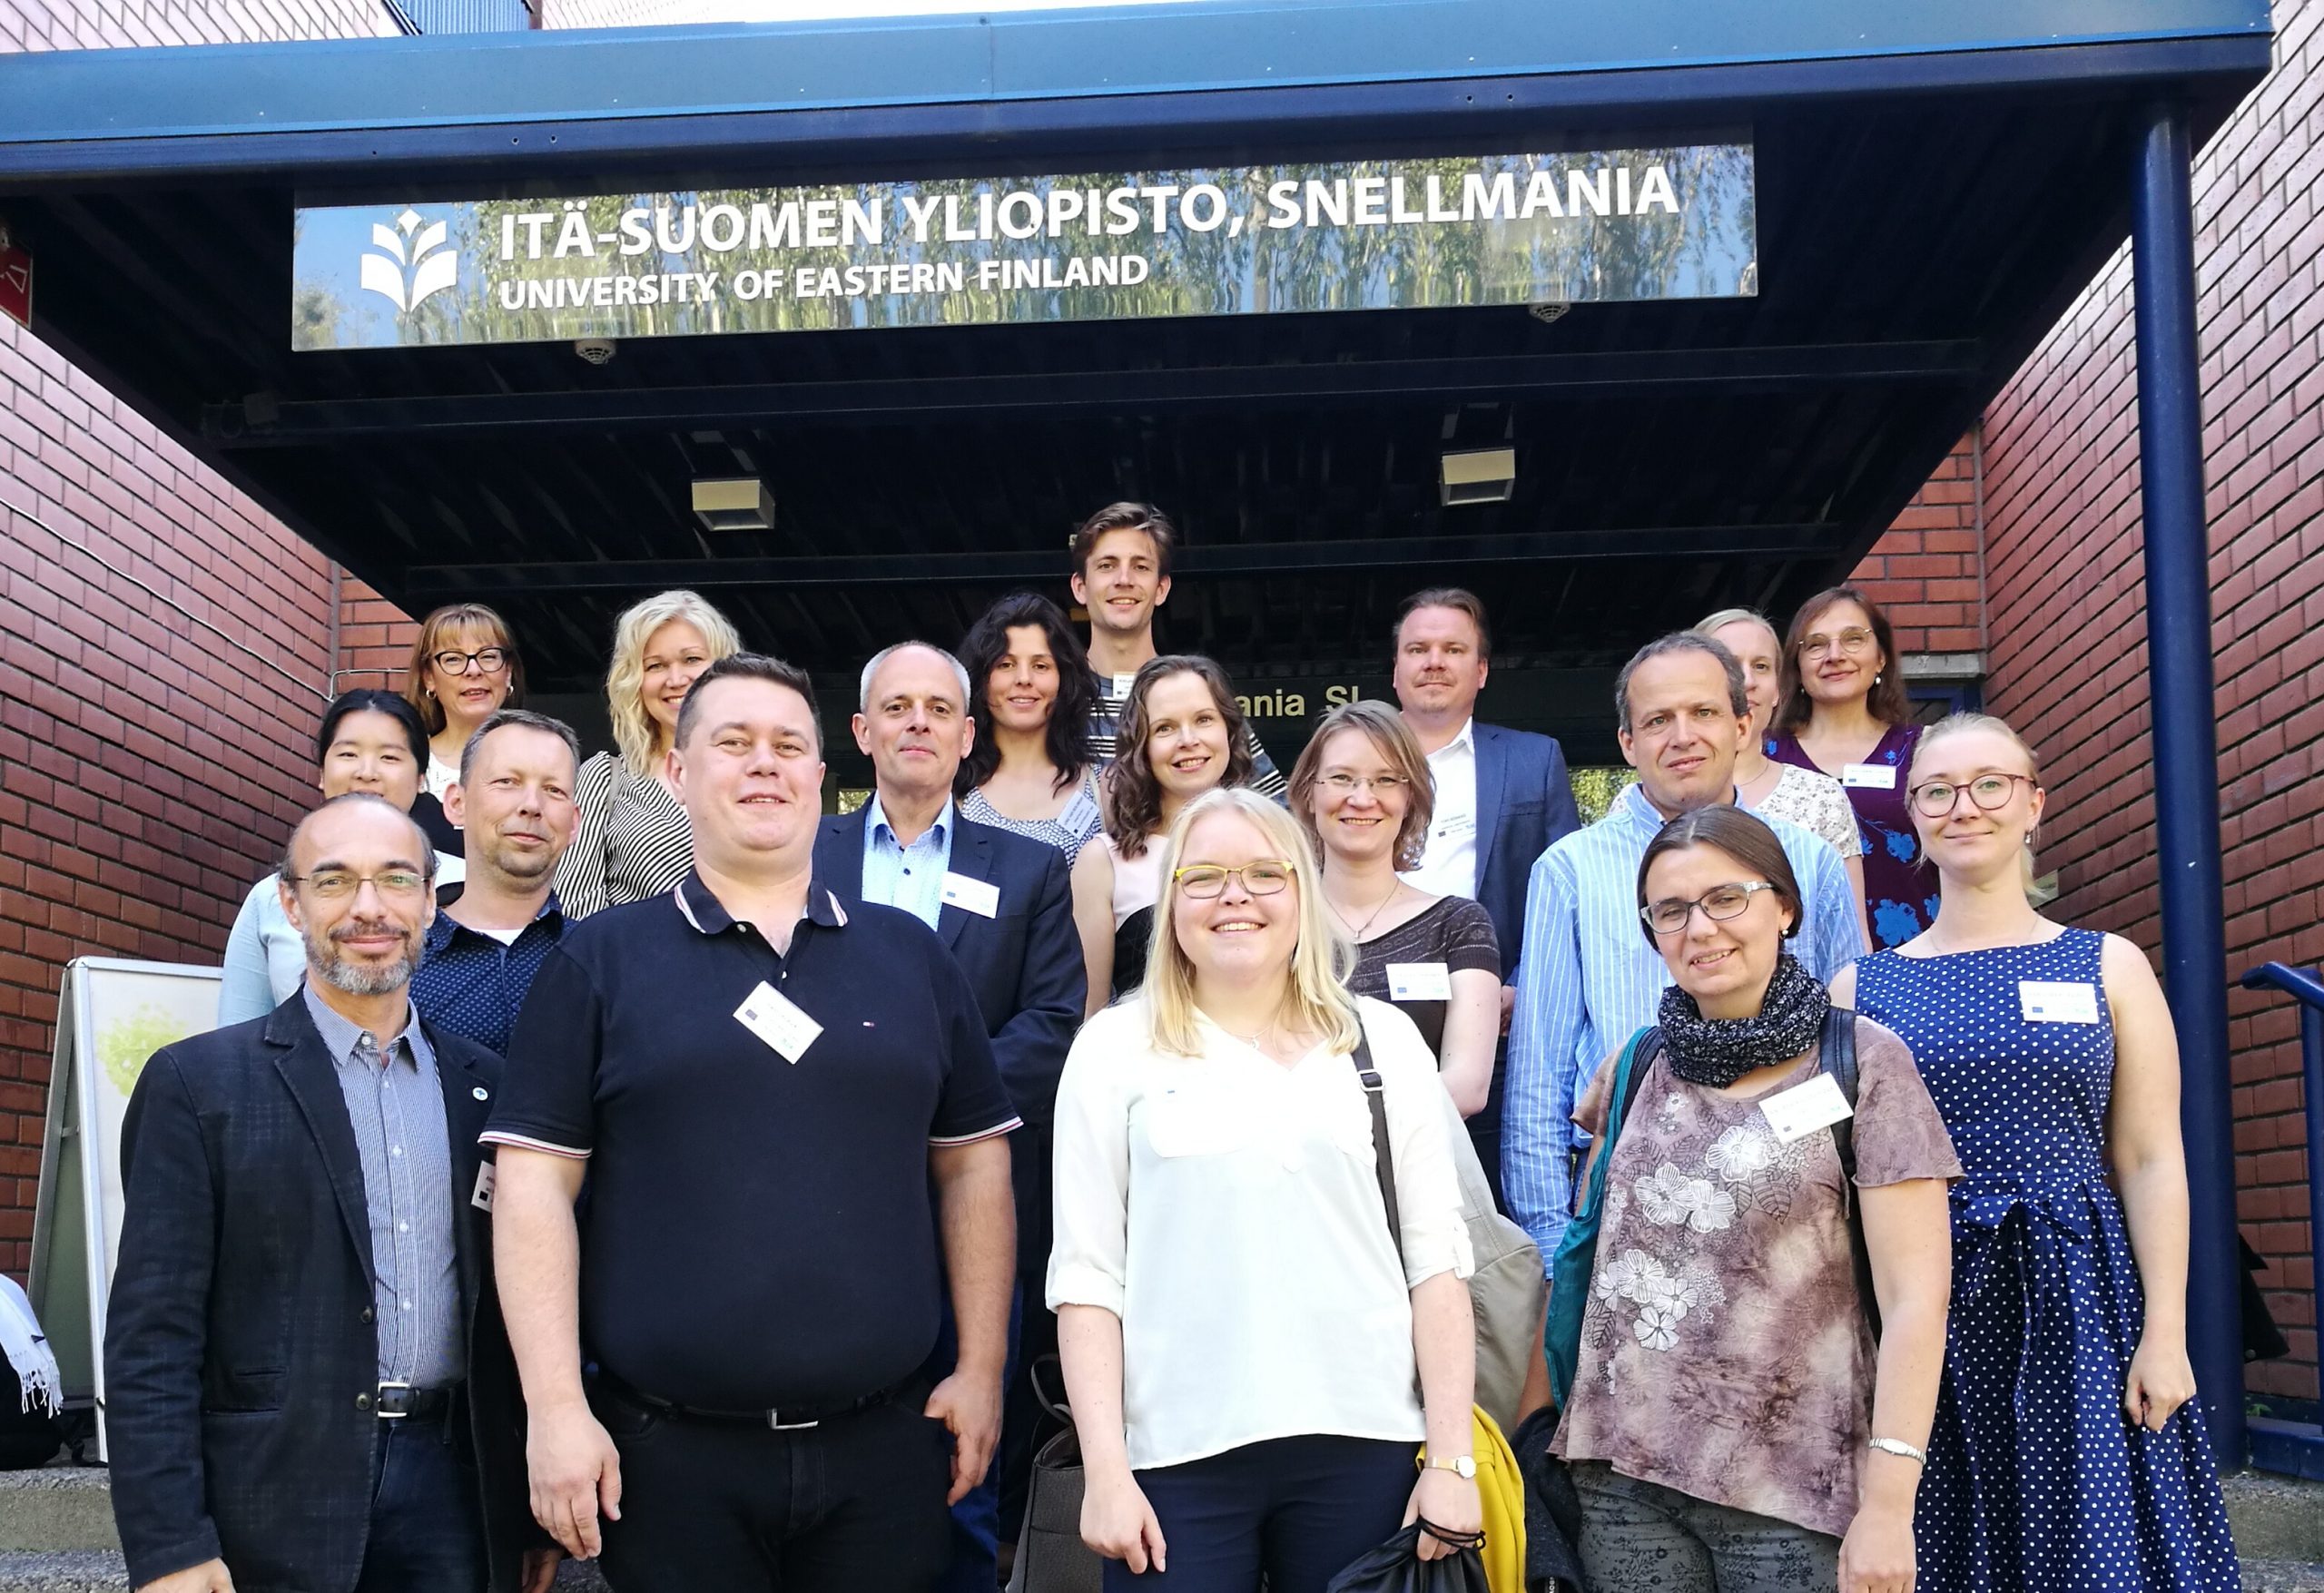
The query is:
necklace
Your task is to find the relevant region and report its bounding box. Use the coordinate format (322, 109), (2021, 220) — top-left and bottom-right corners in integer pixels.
(1331, 881), (1403, 942)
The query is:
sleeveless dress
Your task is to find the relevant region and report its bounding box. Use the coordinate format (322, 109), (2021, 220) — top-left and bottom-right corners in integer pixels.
(960, 769), (1105, 864)
(1855, 930), (2240, 1592)
(1769, 722), (1934, 949)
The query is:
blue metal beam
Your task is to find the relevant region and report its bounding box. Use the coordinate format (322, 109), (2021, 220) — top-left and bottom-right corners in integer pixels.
(2133, 102), (2245, 1468)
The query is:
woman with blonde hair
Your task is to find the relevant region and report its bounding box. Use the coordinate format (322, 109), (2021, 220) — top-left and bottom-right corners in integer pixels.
(402, 602), (525, 852)
(1049, 787), (1479, 1590)
(553, 589), (742, 919)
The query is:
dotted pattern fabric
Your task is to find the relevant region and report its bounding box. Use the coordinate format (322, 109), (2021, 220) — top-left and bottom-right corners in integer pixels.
(1856, 930), (2241, 1593)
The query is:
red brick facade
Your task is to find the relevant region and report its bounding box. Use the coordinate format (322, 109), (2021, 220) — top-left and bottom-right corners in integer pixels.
(1850, 438), (1987, 660)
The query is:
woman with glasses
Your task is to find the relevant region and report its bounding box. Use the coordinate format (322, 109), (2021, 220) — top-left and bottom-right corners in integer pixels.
(1049, 787), (1479, 1591)
(554, 589), (741, 919)
(401, 603), (526, 853)
(1288, 702), (1500, 1118)
(1555, 803), (1956, 1593)
(1768, 587), (1934, 950)
(216, 690), (466, 1025)
(1837, 714), (2240, 1592)
(1086, 655), (1255, 1002)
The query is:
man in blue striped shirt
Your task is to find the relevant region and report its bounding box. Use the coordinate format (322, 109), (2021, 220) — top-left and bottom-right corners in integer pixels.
(1503, 633), (1868, 1263)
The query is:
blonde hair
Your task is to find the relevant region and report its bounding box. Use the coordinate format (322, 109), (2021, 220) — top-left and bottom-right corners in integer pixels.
(1906, 711), (2044, 891)
(1142, 788), (1364, 1059)
(405, 603), (524, 735)
(605, 590), (743, 776)
(1697, 606), (1778, 648)
(1287, 700), (1436, 871)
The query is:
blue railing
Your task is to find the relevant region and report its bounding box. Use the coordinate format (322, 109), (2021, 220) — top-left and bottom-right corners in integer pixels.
(2237, 962), (2324, 1479)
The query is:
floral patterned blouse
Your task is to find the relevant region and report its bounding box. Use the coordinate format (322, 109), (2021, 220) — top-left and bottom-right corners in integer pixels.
(1554, 1018), (1960, 1537)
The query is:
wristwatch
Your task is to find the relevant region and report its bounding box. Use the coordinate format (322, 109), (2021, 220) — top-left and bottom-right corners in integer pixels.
(1423, 1453), (1477, 1480)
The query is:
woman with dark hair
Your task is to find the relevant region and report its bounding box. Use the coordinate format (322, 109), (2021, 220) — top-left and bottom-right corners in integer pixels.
(1549, 803), (1957, 1593)
(216, 690), (466, 1025)
(402, 601), (525, 853)
(1768, 586), (1933, 949)
(1086, 655), (1254, 1002)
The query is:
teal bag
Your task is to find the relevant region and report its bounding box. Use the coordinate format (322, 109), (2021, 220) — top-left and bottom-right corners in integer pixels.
(1541, 1027), (1660, 1411)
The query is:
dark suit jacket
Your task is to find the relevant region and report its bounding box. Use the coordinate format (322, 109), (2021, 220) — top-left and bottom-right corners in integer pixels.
(813, 807), (1086, 1270)
(1472, 722), (1583, 978)
(105, 997), (534, 1593)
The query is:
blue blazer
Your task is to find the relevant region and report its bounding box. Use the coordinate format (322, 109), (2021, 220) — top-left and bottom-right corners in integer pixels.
(1472, 722), (1584, 977)
(104, 997), (535, 1593)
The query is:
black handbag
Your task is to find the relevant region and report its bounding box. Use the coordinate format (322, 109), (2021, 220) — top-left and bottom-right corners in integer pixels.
(1005, 1357), (1105, 1593)
(1326, 1523), (1492, 1593)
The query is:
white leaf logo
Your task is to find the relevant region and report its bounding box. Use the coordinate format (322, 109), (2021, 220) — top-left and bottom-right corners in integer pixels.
(359, 208), (457, 315)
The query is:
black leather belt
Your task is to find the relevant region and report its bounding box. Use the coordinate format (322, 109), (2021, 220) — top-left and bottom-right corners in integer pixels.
(596, 1371), (920, 1431)
(377, 1381), (457, 1421)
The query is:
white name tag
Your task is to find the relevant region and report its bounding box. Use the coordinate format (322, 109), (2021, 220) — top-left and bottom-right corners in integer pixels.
(470, 1163), (496, 1213)
(1385, 961), (1452, 1002)
(1112, 673), (1137, 698)
(1841, 762), (1898, 790)
(1434, 811), (1477, 842)
(734, 980), (824, 1063)
(2019, 979), (2101, 1024)
(1758, 1073), (1855, 1145)
(940, 871), (1000, 919)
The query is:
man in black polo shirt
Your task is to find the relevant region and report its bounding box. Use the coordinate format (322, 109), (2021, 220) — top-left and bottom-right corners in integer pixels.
(485, 654), (1020, 1593)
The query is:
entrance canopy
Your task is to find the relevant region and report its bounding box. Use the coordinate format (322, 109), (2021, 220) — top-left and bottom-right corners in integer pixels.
(0, 0), (2269, 754)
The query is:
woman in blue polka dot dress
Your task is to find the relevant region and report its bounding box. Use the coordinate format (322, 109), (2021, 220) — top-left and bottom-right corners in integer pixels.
(1833, 713), (2240, 1592)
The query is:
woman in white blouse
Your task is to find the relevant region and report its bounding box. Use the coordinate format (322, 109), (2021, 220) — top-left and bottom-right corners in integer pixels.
(1049, 787), (1479, 1589)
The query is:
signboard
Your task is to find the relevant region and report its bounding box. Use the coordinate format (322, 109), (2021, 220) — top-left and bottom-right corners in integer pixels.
(29, 959), (222, 1458)
(291, 145), (1756, 350)
(0, 241), (28, 331)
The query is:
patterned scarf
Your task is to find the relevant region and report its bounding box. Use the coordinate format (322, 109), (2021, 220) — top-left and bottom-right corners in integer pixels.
(1656, 952), (1831, 1088)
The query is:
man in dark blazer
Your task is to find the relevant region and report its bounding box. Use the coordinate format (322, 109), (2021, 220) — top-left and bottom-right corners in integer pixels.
(1393, 588), (1582, 1205)
(814, 641), (1083, 1593)
(106, 793), (547, 1593)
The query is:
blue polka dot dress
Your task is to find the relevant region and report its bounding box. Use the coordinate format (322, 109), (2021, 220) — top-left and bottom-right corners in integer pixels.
(1856, 929), (2240, 1592)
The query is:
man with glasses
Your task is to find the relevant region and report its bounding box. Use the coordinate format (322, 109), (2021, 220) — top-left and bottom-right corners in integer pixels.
(108, 792), (543, 1593)
(1502, 632), (1866, 1263)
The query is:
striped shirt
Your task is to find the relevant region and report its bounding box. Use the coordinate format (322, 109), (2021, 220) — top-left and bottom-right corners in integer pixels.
(1502, 783), (1869, 1264)
(300, 983), (462, 1389)
(1086, 670), (1288, 799)
(555, 750), (694, 920)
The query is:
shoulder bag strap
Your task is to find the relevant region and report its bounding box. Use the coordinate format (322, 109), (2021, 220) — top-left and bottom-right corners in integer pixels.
(1352, 1021), (1406, 1273)
(1821, 1005), (1881, 1339)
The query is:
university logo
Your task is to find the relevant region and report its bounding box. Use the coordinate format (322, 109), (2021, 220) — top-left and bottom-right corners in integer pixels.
(359, 208), (457, 314)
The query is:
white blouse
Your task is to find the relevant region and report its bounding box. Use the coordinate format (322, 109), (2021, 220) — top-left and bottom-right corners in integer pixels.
(1048, 996), (1472, 1470)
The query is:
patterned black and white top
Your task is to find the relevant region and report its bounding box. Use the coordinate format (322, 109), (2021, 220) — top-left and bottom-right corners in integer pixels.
(1085, 669), (1287, 799)
(960, 769), (1107, 865)
(553, 750), (694, 921)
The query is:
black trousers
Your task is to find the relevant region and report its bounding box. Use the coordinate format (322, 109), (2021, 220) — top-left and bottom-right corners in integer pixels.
(591, 1384), (953, 1593)
(1107, 1435), (1414, 1593)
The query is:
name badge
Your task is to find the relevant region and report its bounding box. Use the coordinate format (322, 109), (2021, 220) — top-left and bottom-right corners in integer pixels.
(940, 871), (1000, 919)
(470, 1163), (496, 1213)
(1434, 811), (1477, 842)
(1758, 1072), (1855, 1146)
(1385, 962), (1452, 1002)
(2019, 980), (2101, 1024)
(1112, 673), (1137, 699)
(1841, 762), (1898, 791)
(734, 980), (823, 1063)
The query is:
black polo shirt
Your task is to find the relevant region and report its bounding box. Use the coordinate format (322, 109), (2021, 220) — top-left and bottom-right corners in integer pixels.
(483, 870), (1019, 1411)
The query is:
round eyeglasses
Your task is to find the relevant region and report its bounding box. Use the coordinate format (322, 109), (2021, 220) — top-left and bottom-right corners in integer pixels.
(1908, 773), (2038, 818)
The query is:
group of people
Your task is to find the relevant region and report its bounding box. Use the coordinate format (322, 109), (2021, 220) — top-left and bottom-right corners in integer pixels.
(106, 500), (2240, 1593)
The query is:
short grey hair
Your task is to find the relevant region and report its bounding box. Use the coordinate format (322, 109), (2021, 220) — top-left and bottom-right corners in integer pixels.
(1614, 632), (1748, 731)
(458, 709), (584, 787)
(858, 642), (972, 715)
(279, 792), (438, 883)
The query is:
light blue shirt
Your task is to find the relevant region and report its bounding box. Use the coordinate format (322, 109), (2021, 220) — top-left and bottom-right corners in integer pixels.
(216, 852), (465, 1028)
(860, 793), (954, 930)
(1502, 783), (1867, 1265)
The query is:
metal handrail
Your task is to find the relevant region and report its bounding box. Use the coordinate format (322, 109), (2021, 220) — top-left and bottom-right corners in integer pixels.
(2237, 962), (2324, 1460)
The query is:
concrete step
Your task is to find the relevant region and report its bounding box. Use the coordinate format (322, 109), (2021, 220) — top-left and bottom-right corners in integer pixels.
(2243, 1563), (2324, 1593)
(0, 1550), (125, 1592)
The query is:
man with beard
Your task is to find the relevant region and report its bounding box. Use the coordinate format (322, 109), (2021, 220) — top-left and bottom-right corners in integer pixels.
(107, 793), (545, 1593)
(412, 711), (583, 1054)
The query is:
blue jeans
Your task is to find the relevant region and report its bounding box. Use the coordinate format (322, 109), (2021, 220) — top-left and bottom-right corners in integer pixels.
(356, 1411), (487, 1593)
(928, 1283), (1023, 1593)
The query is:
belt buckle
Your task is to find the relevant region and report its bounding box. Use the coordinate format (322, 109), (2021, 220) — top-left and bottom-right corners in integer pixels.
(378, 1380), (411, 1421)
(766, 1408), (820, 1431)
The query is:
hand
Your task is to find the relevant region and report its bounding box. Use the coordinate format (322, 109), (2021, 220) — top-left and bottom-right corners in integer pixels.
(1081, 1466), (1167, 1574)
(527, 1399), (624, 1559)
(1837, 1500), (1915, 1593)
(924, 1367), (1004, 1507)
(521, 1545), (565, 1593)
(2124, 1332), (2197, 1431)
(1500, 985), (1517, 1037)
(1404, 1468), (1482, 1561)
(137, 1560), (235, 1593)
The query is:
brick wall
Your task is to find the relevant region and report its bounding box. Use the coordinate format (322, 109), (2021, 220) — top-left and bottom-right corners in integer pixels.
(1959, 0), (2323, 1401)
(337, 575), (421, 693)
(0, 0), (394, 1275)
(1850, 437), (1987, 659)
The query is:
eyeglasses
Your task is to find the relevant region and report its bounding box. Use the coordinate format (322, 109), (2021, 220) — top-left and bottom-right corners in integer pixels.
(286, 869), (430, 900)
(1639, 880), (1781, 935)
(1174, 860), (1295, 899)
(1908, 773), (2039, 818)
(431, 647), (510, 676)
(1317, 772), (1411, 796)
(1799, 628), (1876, 662)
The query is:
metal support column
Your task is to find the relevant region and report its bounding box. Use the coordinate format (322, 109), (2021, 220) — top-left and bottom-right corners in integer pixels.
(2132, 103), (2245, 1467)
